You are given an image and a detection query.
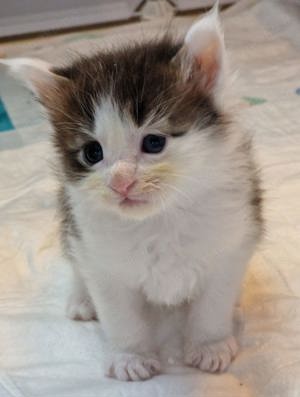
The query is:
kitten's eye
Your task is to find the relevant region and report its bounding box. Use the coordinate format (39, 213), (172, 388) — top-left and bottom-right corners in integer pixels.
(83, 141), (103, 165)
(142, 134), (166, 154)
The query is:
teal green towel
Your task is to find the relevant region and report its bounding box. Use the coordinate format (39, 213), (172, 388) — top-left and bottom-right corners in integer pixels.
(0, 97), (14, 132)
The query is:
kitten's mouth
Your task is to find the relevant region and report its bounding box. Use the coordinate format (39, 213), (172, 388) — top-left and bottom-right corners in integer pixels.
(120, 197), (147, 207)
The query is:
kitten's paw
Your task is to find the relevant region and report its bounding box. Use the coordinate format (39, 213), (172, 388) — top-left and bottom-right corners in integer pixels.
(107, 353), (161, 381)
(184, 336), (238, 373)
(67, 295), (97, 321)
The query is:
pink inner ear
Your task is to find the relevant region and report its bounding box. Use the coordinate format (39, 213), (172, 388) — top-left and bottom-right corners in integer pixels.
(195, 39), (221, 92)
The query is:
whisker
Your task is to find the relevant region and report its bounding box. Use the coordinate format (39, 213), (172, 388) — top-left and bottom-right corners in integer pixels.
(162, 172), (204, 185)
(160, 182), (192, 204)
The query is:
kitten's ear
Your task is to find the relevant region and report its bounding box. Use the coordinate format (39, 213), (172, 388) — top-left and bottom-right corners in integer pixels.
(0, 57), (69, 103)
(179, 3), (226, 93)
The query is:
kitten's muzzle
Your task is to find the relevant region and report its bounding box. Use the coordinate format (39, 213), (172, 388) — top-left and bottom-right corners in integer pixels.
(109, 161), (137, 198)
(110, 179), (136, 197)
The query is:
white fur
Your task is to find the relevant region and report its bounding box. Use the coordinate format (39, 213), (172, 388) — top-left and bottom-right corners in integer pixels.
(66, 111), (259, 379)
(185, 4), (223, 58)
(184, 3), (227, 95)
(63, 8), (259, 381)
(0, 57), (62, 95)
(3, 7), (260, 381)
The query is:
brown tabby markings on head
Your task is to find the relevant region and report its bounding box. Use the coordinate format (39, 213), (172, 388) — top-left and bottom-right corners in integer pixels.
(41, 37), (224, 182)
(38, 35), (262, 230)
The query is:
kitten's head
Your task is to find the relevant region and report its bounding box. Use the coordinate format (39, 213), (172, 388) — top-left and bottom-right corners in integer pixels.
(2, 7), (229, 220)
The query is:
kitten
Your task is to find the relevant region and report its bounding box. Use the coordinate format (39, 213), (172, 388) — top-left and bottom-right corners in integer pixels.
(2, 7), (262, 381)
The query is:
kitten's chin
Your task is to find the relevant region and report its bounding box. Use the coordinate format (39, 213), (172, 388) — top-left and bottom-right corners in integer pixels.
(120, 197), (147, 208)
(103, 197), (163, 220)
(118, 200), (161, 220)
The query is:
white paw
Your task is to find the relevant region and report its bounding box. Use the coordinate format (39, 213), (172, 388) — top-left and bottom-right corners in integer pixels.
(184, 336), (238, 373)
(67, 295), (97, 321)
(107, 353), (161, 381)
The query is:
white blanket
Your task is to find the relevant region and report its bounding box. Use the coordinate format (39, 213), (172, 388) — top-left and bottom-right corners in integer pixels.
(0, 1), (300, 396)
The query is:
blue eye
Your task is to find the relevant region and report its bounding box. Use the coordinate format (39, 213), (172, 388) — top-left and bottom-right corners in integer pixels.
(142, 134), (166, 154)
(83, 141), (103, 165)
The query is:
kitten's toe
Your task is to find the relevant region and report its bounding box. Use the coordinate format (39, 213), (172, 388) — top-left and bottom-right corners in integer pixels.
(107, 353), (161, 381)
(184, 336), (238, 373)
(67, 295), (97, 321)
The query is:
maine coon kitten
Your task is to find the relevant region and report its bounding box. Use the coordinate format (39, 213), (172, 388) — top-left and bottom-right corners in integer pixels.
(2, 7), (262, 381)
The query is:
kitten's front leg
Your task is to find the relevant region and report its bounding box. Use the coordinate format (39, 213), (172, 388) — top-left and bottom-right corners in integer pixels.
(90, 279), (160, 381)
(184, 248), (252, 373)
(67, 267), (97, 321)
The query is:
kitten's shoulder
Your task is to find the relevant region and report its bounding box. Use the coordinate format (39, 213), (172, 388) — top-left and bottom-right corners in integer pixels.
(58, 187), (80, 257)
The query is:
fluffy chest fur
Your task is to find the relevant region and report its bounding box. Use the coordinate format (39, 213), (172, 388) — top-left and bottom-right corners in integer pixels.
(67, 180), (255, 306)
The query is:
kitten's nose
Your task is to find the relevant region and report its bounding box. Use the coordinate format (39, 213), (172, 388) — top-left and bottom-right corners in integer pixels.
(110, 162), (136, 197)
(110, 178), (136, 196)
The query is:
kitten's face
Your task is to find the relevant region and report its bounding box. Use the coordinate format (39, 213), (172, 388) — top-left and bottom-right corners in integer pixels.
(72, 99), (217, 220)
(3, 10), (226, 220)
(48, 38), (223, 219)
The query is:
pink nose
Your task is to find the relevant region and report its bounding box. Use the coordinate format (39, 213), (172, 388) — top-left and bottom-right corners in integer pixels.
(110, 177), (136, 196)
(110, 161), (137, 196)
